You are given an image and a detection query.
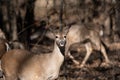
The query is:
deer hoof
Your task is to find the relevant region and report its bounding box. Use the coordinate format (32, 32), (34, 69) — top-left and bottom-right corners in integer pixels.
(100, 61), (112, 68)
(75, 64), (84, 69)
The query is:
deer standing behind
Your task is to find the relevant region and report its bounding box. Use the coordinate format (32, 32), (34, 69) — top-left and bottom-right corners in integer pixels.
(65, 23), (111, 68)
(1, 27), (69, 80)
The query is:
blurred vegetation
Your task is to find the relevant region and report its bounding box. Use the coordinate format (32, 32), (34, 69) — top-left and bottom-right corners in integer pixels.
(0, 0), (119, 49)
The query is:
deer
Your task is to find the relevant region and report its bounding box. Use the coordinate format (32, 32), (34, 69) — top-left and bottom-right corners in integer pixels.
(65, 22), (112, 68)
(0, 28), (10, 78)
(1, 26), (69, 80)
(0, 28), (10, 59)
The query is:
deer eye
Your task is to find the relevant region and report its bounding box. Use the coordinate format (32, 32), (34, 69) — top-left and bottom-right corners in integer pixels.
(56, 36), (58, 38)
(64, 36), (66, 38)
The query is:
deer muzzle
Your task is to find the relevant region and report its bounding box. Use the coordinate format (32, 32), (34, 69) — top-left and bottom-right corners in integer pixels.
(59, 40), (66, 47)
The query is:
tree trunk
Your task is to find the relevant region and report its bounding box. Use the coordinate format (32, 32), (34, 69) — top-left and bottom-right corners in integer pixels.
(115, 0), (120, 33)
(1, 0), (11, 40)
(9, 0), (18, 41)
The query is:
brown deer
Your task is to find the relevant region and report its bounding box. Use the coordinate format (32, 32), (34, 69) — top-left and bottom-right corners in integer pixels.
(0, 28), (10, 59)
(1, 26), (69, 80)
(0, 29), (10, 78)
(65, 23), (111, 68)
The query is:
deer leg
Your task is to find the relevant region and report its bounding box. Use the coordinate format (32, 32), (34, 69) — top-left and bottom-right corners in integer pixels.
(100, 44), (111, 64)
(65, 44), (79, 65)
(67, 51), (80, 65)
(80, 43), (92, 68)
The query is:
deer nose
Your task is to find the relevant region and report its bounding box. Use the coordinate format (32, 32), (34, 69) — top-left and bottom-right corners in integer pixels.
(59, 40), (66, 47)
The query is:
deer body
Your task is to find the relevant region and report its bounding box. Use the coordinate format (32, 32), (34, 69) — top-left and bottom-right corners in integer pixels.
(18, 42), (64, 80)
(1, 28), (67, 80)
(65, 23), (111, 68)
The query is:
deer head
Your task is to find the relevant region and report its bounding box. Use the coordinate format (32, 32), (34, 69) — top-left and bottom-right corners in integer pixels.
(50, 23), (69, 46)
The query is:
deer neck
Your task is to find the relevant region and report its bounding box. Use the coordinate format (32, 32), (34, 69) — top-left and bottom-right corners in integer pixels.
(52, 41), (65, 56)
